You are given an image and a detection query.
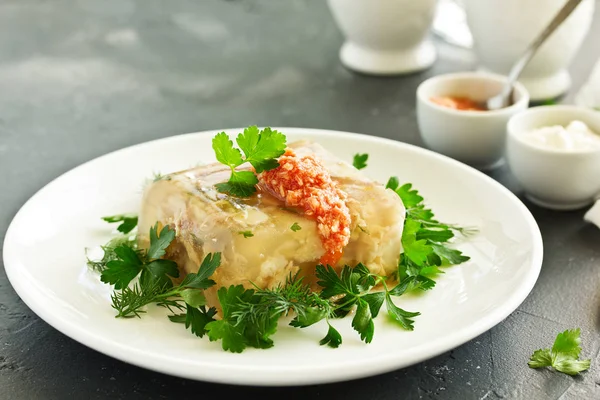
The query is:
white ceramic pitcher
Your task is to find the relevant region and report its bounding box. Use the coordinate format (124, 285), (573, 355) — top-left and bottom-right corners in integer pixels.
(464, 0), (594, 101)
(327, 0), (438, 75)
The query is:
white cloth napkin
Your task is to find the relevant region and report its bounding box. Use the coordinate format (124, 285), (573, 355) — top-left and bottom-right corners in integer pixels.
(584, 199), (600, 229)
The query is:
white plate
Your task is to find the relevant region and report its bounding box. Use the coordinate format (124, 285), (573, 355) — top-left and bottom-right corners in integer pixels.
(3, 128), (543, 386)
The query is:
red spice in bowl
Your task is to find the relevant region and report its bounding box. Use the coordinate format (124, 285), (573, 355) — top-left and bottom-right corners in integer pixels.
(430, 96), (486, 111)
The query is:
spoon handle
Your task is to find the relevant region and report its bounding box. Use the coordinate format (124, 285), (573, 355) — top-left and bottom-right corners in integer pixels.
(506, 0), (584, 90)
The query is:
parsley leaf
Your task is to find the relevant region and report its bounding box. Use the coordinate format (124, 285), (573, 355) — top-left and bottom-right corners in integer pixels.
(212, 132), (244, 168)
(315, 263), (418, 342)
(86, 234), (138, 272)
(528, 329), (591, 375)
(320, 322), (343, 348)
(238, 230), (254, 238)
(102, 213), (138, 234)
(147, 223), (176, 260)
(388, 178), (472, 286)
(205, 285), (253, 353)
(430, 243), (469, 265)
(206, 319), (246, 353)
(105, 242), (220, 319)
(363, 292), (385, 318)
(215, 170), (259, 197)
(185, 305), (217, 337)
(352, 299), (374, 343)
(353, 153), (368, 170)
(290, 222), (302, 232)
(395, 183), (424, 208)
(101, 245), (144, 290)
(386, 293), (420, 330)
(140, 259), (179, 289)
(181, 252), (220, 289)
(401, 219), (433, 267)
(180, 288), (207, 308)
(212, 127), (287, 197)
(236, 126), (286, 173)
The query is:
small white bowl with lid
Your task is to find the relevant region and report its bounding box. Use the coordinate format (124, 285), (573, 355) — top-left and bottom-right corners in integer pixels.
(416, 72), (529, 170)
(506, 105), (600, 210)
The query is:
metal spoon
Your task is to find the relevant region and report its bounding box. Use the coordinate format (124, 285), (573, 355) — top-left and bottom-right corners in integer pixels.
(485, 0), (584, 111)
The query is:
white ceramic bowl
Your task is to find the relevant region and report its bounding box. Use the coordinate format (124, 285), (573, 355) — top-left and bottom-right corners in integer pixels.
(416, 72), (529, 170)
(506, 106), (600, 210)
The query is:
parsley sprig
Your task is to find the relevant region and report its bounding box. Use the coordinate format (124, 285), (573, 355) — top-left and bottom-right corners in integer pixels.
(98, 221), (222, 338)
(100, 223), (179, 290)
(212, 126), (287, 197)
(92, 140), (473, 353)
(86, 214), (139, 272)
(86, 233), (137, 272)
(529, 329), (591, 375)
(386, 178), (471, 284)
(204, 264), (424, 352)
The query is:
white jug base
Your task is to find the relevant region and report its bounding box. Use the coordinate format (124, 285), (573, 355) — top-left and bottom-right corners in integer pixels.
(479, 68), (571, 101)
(525, 194), (592, 211)
(339, 41), (436, 75)
(584, 199), (600, 228)
(519, 70), (571, 101)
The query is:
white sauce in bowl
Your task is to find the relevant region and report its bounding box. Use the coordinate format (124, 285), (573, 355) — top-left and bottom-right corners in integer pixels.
(521, 120), (600, 151)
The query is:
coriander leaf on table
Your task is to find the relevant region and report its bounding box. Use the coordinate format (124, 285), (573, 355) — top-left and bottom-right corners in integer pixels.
(528, 328), (591, 375)
(353, 153), (369, 170)
(552, 328), (584, 358)
(102, 213), (138, 234)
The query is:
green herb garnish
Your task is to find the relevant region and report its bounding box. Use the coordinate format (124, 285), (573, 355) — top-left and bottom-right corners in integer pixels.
(102, 213), (138, 234)
(528, 329), (591, 375)
(353, 153), (368, 170)
(212, 126), (286, 197)
(86, 233), (137, 272)
(290, 222), (302, 232)
(239, 231), (254, 238)
(386, 178), (471, 285)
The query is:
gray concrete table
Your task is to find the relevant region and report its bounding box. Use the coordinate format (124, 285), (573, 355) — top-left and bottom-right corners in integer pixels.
(1, 1), (599, 399)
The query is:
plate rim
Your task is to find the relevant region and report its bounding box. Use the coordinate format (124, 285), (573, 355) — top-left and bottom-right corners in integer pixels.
(3, 127), (544, 386)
